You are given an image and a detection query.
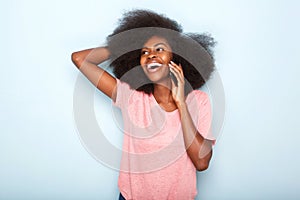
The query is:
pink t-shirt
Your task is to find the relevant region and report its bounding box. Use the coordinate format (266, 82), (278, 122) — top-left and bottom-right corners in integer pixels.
(114, 79), (214, 200)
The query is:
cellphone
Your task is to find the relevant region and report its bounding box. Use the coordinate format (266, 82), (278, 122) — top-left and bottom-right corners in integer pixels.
(170, 71), (178, 87)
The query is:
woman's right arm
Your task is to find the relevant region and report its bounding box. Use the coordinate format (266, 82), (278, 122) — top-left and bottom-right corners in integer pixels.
(71, 47), (117, 101)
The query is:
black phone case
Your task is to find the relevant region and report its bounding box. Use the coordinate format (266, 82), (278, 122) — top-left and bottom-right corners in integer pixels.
(170, 72), (178, 87)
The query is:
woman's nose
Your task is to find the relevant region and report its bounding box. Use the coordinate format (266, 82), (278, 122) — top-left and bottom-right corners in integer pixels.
(147, 53), (157, 59)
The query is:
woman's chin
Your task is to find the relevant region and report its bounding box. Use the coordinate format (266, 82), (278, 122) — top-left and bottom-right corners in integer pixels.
(148, 77), (171, 86)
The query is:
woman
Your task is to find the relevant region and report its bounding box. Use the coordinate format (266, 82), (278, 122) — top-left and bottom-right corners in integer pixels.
(72, 9), (216, 200)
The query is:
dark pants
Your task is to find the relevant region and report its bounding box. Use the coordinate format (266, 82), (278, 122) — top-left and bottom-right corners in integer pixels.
(119, 193), (126, 200)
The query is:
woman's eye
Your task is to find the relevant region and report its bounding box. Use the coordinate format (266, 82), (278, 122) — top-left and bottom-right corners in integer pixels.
(141, 50), (149, 55)
(156, 47), (164, 52)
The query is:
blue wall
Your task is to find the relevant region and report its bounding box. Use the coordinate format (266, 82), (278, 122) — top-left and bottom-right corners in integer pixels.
(1, 0), (300, 199)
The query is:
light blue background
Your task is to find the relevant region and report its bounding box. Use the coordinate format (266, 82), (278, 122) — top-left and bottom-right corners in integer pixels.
(1, 0), (300, 199)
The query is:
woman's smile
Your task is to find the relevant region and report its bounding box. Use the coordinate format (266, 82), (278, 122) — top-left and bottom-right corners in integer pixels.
(146, 62), (163, 72)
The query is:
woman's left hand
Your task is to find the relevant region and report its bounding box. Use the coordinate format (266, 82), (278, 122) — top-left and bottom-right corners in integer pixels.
(169, 61), (185, 106)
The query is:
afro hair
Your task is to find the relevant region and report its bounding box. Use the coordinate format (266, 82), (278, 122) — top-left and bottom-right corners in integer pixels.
(106, 9), (216, 95)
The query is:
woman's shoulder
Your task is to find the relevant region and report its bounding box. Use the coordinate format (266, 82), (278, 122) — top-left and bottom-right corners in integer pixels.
(187, 89), (209, 103)
(115, 78), (151, 105)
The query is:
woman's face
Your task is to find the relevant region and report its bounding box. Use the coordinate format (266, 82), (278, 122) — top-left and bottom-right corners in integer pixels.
(140, 36), (173, 84)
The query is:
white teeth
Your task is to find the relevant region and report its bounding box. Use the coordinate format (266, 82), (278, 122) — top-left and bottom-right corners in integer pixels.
(147, 63), (162, 69)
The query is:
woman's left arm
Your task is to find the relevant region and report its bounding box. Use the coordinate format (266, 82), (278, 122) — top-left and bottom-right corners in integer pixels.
(177, 102), (213, 171)
(169, 61), (213, 171)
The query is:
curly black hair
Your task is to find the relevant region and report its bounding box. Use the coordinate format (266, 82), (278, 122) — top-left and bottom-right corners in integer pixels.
(106, 9), (216, 95)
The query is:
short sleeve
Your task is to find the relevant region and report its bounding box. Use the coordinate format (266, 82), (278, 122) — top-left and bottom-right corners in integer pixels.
(196, 92), (216, 143)
(113, 79), (134, 108)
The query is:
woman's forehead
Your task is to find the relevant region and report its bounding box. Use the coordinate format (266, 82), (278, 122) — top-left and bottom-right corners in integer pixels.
(143, 36), (171, 48)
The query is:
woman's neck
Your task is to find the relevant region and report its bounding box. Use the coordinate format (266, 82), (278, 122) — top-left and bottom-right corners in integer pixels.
(153, 82), (173, 104)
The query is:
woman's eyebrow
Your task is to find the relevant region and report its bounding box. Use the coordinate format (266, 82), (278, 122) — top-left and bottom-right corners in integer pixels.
(154, 43), (168, 47)
(142, 43), (168, 49)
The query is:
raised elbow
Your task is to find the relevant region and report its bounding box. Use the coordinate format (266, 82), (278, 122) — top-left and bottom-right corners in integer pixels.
(71, 52), (83, 69)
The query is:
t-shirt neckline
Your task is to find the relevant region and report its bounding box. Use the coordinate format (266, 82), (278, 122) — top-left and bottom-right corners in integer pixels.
(150, 94), (179, 115)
